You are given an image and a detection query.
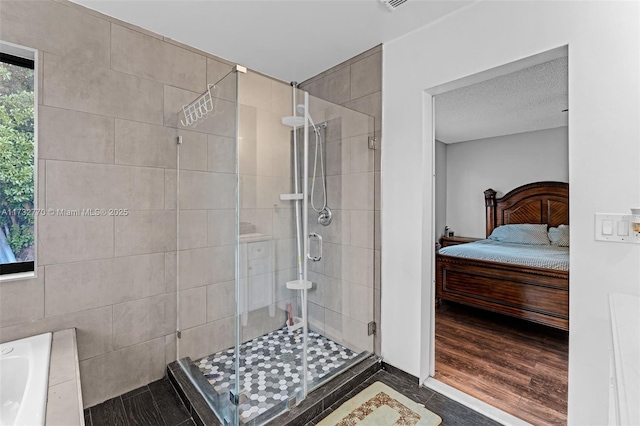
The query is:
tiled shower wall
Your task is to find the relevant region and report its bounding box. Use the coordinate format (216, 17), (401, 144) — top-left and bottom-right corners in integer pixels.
(299, 47), (382, 353)
(0, 0), (279, 407)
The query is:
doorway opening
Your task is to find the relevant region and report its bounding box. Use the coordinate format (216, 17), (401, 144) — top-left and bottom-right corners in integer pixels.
(427, 46), (569, 425)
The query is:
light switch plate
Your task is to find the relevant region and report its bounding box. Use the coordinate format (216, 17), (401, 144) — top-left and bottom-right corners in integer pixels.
(595, 214), (640, 243)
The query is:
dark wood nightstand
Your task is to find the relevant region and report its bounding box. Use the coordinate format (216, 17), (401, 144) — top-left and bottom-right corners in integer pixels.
(440, 236), (481, 248)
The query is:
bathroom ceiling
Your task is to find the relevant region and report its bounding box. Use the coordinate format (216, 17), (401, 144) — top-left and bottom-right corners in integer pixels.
(435, 56), (569, 144)
(69, 0), (473, 83)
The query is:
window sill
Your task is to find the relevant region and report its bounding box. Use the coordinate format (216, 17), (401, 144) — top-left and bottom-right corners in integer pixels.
(0, 271), (36, 283)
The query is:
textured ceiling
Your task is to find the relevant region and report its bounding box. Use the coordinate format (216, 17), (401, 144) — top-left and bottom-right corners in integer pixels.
(70, 0), (473, 82)
(435, 56), (568, 144)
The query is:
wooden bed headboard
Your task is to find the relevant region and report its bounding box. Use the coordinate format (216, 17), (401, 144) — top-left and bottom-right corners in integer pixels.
(484, 181), (569, 238)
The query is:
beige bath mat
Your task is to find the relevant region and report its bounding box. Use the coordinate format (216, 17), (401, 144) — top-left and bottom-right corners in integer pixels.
(317, 381), (442, 426)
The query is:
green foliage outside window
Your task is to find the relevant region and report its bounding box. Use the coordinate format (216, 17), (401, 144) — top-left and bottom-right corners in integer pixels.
(0, 61), (35, 261)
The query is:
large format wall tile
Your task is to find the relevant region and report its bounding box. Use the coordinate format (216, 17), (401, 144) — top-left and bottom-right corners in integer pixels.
(164, 85), (201, 128)
(79, 337), (165, 407)
(179, 170), (236, 210)
(115, 119), (177, 168)
(271, 79), (292, 117)
(46, 160), (165, 211)
(115, 211), (177, 256)
(350, 135), (374, 173)
(39, 107), (115, 164)
(0, 306), (113, 361)
(349, 283), (373, 323)
(179, 316), (235, 361)
(350, 210), (374, 249)
(343, 172), (374, 211)
(45, 259), (111, 317)
(110, 254), (166, 304)
(323, 276), (349, 315)
(207, 58), (235, 102)
(0, 0), (110, 68)
(179, 210), (208, 250)
(164, 170), (177, 210)
(208, 135), (236, 174)
(178, 287), (207, 330)
(43, 53), (163, 125)
(44, 254), (165, 317)
(208, 209), (235, 247)
(178, 245), (234, 289)
(350, 52), (382, 100)
(111, 24), (206, 93)
(38, 215), (114, 265)
(344, 92), (382, 133)
(302, 67), (351, 106)
(0, 267), (44, 328)
(112, 293), (176, 349)
(239, 71), (272, 111)
(207, 280), (234, 322)
(180, 130), (209, 171)
(344, 246), (374, 288)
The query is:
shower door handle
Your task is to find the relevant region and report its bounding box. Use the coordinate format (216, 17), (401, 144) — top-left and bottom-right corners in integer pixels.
(307, 233), (322, 262)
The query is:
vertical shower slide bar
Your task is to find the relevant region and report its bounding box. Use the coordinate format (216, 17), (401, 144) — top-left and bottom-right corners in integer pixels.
(302, 92), (310, 400)
(291, 84), (303, 281)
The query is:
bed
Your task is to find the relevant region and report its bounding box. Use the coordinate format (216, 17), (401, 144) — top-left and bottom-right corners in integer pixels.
(435, 181), (569, 331)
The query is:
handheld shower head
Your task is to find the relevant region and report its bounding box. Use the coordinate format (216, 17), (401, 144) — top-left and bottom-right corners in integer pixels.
(296, 104), (319, 131)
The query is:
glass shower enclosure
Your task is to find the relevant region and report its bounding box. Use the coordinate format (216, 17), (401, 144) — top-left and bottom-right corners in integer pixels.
(174, 67), (375, 425)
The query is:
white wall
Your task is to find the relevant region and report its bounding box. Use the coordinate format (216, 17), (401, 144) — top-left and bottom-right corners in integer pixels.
(434, 140), (447, 240)
(381, 2), (640, 425)
(446, 127), (568, 238)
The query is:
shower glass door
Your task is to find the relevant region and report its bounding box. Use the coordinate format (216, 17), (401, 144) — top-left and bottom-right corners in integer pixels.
(175, 69), (375, 426)
(233, 71), (307, 424)
(175, 69), (240, 425)
(303, 92), (376, 373)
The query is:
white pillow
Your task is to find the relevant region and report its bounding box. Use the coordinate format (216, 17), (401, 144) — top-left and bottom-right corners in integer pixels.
(488, 224), (551, 245)
(548, 225), (570, 247)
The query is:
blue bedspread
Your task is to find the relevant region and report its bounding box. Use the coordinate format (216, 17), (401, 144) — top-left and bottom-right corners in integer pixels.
(438, 239), (569, 271)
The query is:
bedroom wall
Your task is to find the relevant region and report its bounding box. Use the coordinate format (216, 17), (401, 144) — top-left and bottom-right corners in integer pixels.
(446, 127), (568, 238)
(381, 1), (639, 424)
(435, 140), (447, 241)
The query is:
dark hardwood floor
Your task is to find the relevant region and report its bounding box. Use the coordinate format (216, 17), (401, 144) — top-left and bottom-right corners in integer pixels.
(435, 301), (569, 426)
(85, 378), (194, 426)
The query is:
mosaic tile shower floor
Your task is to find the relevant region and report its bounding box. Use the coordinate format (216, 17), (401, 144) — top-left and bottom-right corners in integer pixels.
(194, 327), (360, 423)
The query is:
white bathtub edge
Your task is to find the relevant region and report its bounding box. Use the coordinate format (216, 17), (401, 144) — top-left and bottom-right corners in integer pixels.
(72, 329), (85, 425)
(44, 329), (84, 426)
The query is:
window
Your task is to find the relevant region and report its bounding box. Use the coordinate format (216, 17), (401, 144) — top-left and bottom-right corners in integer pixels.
(0, 44), (36, 276)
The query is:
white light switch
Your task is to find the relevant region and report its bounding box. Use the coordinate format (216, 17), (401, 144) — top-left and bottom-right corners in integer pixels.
(617, 221), (629, 236)
(595, 213), (640, 243)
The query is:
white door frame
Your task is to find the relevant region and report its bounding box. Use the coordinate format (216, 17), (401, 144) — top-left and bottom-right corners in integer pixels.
(418, 45), (569, 425)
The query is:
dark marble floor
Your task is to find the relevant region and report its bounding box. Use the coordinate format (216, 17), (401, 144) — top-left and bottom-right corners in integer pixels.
(307, 365), (501, 426)
(88, 366), (499, 426)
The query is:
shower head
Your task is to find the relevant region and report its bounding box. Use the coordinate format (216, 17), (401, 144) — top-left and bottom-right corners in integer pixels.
(296, 104), (321, 132)
(282, 104), (313, 129)
(282, 116), (305, 127)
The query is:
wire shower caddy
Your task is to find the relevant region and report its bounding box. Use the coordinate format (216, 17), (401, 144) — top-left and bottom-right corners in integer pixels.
(180, 84), (219, 127)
